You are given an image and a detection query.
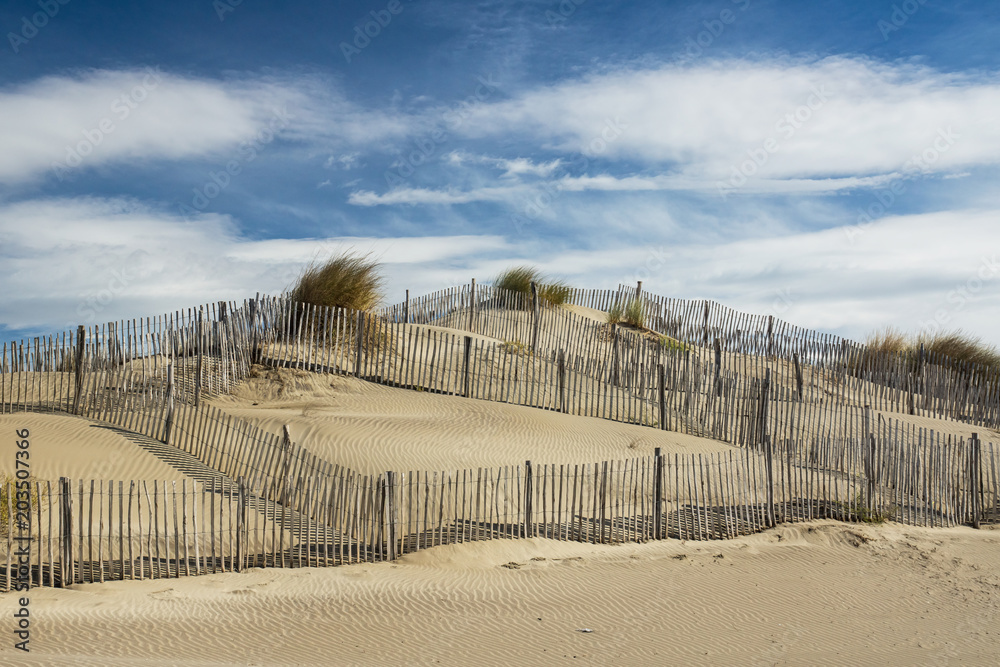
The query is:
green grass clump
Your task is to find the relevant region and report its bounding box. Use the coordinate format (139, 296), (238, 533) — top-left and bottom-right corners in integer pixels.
(658, 335), (688, 353)
(834, 491), (895, 524)
(501, 339), (533, 356)
(289, 251), (384, 312)
(493, 265), (571, 307)
(623, 298), (645, 328)
(606, 298), (644, 328)
(0, 474), (46, 538)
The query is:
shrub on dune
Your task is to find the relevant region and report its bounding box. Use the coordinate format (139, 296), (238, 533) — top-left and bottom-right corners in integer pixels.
(287, 251), (393, 356)
(290, 251), (384, 312)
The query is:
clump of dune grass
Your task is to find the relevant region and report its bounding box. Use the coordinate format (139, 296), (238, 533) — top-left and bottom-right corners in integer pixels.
(853, 327), (1000, 380)
(623, 298), (645, 328)
(493, 265), (571, 307)
(606, 298), (644, 328)
(918, 331), (1000, 374)
(290, 251), (384, 312)
(287, 251), (393, 356)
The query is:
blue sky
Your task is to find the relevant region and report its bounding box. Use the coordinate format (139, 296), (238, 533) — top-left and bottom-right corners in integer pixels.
(1, 0), (999, 345)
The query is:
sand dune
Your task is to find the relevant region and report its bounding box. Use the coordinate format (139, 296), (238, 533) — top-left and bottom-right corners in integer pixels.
(0, 412), (192, 481)
(209, 366), (737, 475)
(5, 520), (998, 666)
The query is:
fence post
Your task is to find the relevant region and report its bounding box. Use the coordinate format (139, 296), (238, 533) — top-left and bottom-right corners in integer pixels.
(163, 363), (175, 445)
(558, 350), (566, 413)
(971, 433), (982, 529)
(523, 460), (533, 538)
(235, 476), (246, 572)
(195, 307), (204, 407)
(657, 363), (666, 430)
(249, 294), (260, 364)
(653, 447), (663, 540)
(635, 280), (642, 302)
(766, 315), (774, 359)
(530, 282), (540, 353)
(280, 425), (293, 505)
(469, 279), (476, 333)
(404, 289), (409, 325)
(354, 311), (364, 378)
(59, 477), (72, 587)
(385, 471), (397, 560)
(713, 337), (722, 397)
(793, 352), (803, 401)
(702, 300), (709, 346)
(864, 405), (875, 515)
(463, 335), (472, 398)
(611, 324), (620, 388)
(760, 370), (774, 528)
(73, 325), (86, 415)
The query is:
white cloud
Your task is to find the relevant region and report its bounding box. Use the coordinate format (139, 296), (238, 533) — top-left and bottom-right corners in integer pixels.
(452, 57), (1000, 183)
(0, 69), (414, 185)
(0, 197), (507, 332)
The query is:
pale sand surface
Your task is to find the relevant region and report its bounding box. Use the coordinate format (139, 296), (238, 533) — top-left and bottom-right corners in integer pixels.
(209, 368), (738, 474)
(0, 412), (191, 481)
(3, 520), (998, 666)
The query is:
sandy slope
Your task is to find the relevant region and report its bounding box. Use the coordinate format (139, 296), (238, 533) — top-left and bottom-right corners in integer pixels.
(209, 367), (737, 475)
(0, 412), (191, 481)
(4, 520), (998, 666)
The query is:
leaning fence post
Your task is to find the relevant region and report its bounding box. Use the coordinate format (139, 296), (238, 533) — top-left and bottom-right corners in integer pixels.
(73, 325), (86, 415)
(523, 460), (533, 538)
(163, 363), (175, 445)
(404, 289), (409, 325)
(463, 335), (472, 398)
(653, 447), (663, 540)
(59, 477), (72, 587)
(972, 433), (982, 529)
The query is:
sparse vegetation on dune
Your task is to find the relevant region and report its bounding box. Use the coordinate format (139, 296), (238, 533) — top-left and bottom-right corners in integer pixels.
(493, 265), (571, 307)
(857, 327), (1000, 378)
